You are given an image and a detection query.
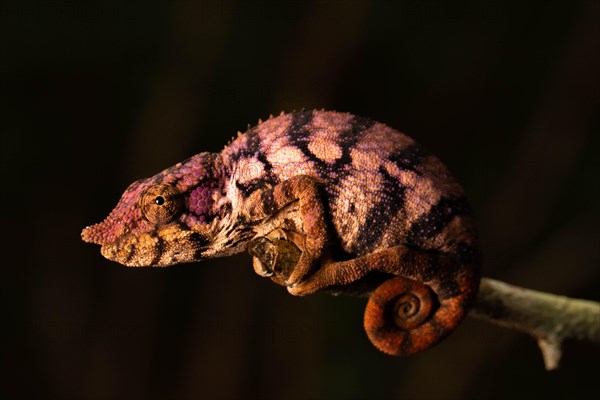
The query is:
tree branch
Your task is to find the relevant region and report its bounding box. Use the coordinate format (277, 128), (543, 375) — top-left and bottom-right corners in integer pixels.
(470, 278), (600, 370)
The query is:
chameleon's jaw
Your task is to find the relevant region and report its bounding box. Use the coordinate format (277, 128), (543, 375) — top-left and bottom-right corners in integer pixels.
(94, 225), (210, 267)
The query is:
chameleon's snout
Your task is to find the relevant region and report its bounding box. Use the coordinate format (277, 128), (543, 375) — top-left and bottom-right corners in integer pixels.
(81, 216), (130, 246)
(81, 223), (106, 245)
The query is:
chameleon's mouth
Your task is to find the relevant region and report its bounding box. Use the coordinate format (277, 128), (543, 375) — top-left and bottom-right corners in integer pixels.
(85, 224), (209, 267)
(100, 232), (165, 266)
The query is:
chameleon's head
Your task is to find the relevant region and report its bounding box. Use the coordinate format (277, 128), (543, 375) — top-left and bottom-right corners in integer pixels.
(81, 152), (230, 266)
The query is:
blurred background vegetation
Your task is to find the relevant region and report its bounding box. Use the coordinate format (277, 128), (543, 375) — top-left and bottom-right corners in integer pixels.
(1, 1), (599, 399)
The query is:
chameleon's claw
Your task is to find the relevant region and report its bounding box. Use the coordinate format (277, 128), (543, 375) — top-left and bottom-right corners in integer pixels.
(287, 283), (301, 295)
(286, 280), (314, 296)
(284, 276), (301, 288)
(255, 263), (274, 277)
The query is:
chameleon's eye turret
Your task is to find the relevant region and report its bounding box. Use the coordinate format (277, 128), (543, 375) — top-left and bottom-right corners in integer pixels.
(140, 184), (183, 225)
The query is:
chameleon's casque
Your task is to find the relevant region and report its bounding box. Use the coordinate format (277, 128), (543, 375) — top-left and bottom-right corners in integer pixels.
(82, 110), (481, 356)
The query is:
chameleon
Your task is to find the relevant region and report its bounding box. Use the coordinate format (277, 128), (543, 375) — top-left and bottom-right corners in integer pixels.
(81, 110), (481, 356)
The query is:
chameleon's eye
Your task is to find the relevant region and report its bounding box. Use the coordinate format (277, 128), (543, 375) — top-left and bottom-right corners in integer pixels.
(140, 184), (183, 225)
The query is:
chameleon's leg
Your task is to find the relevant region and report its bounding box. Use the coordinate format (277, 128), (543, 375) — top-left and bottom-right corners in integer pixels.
(247, 175), (328, 288)
(288, 245), (450, 294)
(289, 245), (480, 356)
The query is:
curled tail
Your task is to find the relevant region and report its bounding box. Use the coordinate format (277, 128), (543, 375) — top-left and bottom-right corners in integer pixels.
(363, 251), (480, 356)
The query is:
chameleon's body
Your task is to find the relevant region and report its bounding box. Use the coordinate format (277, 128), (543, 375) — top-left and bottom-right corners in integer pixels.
(82, 110), (481, 355)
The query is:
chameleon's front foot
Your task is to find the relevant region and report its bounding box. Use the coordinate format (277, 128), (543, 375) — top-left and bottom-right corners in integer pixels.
(244, 175), (328, 289)
(248, 235), (304, 288)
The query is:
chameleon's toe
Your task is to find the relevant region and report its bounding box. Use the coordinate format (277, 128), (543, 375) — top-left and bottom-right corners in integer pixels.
(286, 283), (304, 296)
(252, 257), (274, 277)
(285, 277), (321, 296)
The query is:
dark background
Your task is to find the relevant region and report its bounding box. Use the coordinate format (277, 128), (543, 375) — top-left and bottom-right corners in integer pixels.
(2, 1), (599, 399)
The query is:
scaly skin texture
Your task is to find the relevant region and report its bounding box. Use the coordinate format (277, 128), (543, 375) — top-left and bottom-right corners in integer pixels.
(82, 110), (481, 356)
